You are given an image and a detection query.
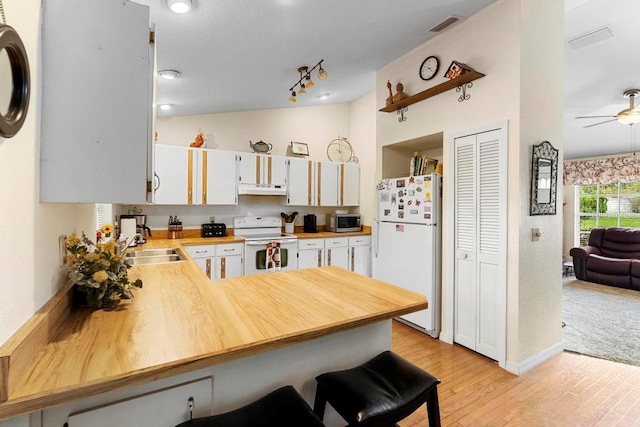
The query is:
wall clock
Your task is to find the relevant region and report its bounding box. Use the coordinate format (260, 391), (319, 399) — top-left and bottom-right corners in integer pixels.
(327, 137), (353, 162)
(419, 56), (439, 81)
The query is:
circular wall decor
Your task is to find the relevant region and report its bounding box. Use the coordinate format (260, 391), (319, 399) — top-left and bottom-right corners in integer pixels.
(0, 24), (30, 138)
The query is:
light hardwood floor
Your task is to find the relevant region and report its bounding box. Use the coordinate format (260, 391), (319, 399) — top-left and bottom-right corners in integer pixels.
(392, 321), (640, 426)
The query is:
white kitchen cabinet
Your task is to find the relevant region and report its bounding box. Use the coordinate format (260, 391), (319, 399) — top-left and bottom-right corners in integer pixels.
(349, 235), (371, 276)
(237, 153), (287, 192)
(287, 157), (315, 206)
(154, 145), (237, 205)
(186, 243), (243, 280)
(298, 237), (349, 269)
(64, 377), (212, 427)
(40, 0), (153, 204)
(154, 144), (196, 205)
(286, 159), (359, 206)
(202, 149), (238, 205)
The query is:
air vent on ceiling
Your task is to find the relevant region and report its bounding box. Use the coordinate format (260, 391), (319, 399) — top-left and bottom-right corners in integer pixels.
(568, 27), (613, 50)
(429, 15), (463, 33)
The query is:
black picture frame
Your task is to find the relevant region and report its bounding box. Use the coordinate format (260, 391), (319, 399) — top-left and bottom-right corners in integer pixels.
(530, 141), (559, 215)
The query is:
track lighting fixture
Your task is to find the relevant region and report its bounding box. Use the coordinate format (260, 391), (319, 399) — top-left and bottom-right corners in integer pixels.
(288, 60), (327, 102)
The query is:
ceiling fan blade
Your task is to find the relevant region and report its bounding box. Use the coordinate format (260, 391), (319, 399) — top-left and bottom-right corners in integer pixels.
(583, 118), (618, 128)
(575, 115), (617, 119)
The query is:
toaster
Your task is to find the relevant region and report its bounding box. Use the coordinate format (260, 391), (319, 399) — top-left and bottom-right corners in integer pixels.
(201, 223), (226, 238)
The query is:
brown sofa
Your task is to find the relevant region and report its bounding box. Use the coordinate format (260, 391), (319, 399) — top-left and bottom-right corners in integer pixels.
(570, 227), (640, 290)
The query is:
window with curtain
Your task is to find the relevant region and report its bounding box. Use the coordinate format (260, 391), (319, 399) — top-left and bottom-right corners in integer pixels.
(577, 182), (640, 245)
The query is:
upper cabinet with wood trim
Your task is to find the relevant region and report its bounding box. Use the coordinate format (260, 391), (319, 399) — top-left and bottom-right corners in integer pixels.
(287, 159), (359, 207)
(237, 153), (287, 190)
(153, 145), (237, 205)
(40, 0), (153, 203)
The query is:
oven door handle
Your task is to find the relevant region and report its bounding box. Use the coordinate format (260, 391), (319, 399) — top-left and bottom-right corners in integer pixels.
(245, 240), (295, 246)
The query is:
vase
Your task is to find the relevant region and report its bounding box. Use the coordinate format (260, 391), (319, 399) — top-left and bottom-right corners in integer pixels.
(72, 286), (104, 309)
(284, 222), (294, 234)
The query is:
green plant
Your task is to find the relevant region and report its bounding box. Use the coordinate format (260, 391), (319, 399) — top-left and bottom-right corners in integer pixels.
(65, 233), (142, 309)
(580, 196), (608, 213)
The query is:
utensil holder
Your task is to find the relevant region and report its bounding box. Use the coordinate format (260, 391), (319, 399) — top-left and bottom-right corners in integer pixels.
(284, 222), (294, 234)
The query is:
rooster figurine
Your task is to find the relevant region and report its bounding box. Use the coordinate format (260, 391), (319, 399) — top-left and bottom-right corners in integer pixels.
(189, 131), (205, 148)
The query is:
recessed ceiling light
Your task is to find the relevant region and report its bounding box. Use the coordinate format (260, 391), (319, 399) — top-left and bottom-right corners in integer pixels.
(158, 104), (172, 111)
(167, 0), (192, 14)
(318, 93), (330, 100)
(158, 70), (181, 80)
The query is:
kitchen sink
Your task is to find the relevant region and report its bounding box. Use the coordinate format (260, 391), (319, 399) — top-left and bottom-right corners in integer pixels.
(125, 248), (186, 265)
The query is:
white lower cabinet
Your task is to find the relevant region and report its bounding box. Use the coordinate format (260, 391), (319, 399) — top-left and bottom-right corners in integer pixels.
(63, 377), (212, 427)
(298, 237), (349, 269)
(185, 243), (243, 280)
(349, 235), (371, 276)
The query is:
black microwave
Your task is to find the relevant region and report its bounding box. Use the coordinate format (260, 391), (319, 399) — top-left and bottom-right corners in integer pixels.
(325, 214), (361, 232)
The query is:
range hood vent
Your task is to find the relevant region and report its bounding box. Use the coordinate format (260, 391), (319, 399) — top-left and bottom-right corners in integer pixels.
(238, 184), (287, 196)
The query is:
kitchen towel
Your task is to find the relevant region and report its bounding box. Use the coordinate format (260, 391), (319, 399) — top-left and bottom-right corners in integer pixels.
(266, 241), (281, 272)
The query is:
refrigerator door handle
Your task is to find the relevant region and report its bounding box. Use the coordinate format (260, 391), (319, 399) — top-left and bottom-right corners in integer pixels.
(373, 220), (379, 258)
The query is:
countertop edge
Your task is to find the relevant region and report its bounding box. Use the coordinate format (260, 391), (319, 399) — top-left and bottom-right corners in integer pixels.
(0, 300), (425, 419)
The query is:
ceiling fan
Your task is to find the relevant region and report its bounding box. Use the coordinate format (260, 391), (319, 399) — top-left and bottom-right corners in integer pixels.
(576, 89), (640, 128)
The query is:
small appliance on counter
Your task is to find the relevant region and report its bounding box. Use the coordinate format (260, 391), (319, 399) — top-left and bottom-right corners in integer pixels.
(201, 223), (227, 238)
(326, 213), (361, 232)
(120, 215), (139, 246)
(303, 214), (317, 233)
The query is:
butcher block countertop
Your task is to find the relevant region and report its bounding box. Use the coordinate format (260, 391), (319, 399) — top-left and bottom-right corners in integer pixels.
(0, 239), (424, 419)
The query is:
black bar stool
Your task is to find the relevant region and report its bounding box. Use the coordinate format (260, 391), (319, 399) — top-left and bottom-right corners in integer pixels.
(313, 351), (441, 427)
(175, 385), (325, 427)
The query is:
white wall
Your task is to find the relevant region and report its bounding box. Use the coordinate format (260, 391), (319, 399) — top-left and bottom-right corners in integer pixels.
(376, 0), (564, 368)
(348, 91), (377, 225)
(517, 0), (564, 365)
(0, 0), (93, 348)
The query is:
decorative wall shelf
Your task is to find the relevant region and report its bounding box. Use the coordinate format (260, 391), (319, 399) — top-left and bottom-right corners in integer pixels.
(379, 71), (486, 113)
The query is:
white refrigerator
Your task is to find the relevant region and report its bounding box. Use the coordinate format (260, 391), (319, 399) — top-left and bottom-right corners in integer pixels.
(373, 174), (442, 338)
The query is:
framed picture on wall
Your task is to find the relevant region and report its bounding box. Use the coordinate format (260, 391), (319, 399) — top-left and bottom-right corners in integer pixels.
(291, 141), (309, 156)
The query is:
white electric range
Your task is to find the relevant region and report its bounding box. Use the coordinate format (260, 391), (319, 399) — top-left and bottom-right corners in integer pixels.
(233, 216), (298, 275)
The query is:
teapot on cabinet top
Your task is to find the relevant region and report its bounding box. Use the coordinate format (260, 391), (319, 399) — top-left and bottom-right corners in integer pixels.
(249, 140), (272, 154)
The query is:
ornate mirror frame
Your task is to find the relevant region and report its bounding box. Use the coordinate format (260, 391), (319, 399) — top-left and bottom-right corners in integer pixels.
(530, 141), (559, 215)
(0, 24), (30, 138)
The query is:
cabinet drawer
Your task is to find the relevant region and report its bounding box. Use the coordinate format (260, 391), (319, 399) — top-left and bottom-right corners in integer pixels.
(215, 243), (243, 256)
(349, 235), (371, 247)
(184, 245), (215, 258)
(325, 237), (349, 248)
(299, 238), (325, 250)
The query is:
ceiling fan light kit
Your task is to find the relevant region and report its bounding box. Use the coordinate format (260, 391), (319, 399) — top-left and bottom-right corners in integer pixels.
(577, 89), (640, 127)
(288, 60), (327, 102)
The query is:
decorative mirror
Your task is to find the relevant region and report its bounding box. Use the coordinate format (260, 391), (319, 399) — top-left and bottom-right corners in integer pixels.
(0, 24), (30, 138)
(530, 141), (558, 215)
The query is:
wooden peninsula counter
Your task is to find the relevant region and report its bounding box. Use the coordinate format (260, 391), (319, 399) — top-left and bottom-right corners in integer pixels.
(0, 242), (426, 426)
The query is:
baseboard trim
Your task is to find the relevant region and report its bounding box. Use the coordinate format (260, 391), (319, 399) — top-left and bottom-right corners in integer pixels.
(513, 342), (564, 375)
(439, 331), (453, 344)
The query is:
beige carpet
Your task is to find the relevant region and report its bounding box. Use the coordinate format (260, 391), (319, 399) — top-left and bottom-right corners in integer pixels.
(563, 278), (640, 366)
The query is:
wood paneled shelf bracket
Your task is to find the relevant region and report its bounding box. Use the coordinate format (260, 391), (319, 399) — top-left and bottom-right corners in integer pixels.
(379, 71), (486, 113)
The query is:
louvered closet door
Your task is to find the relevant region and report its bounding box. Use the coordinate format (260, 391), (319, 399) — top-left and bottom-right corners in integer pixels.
(454, 129), (503, 361)
(454, 135), (477, 350)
